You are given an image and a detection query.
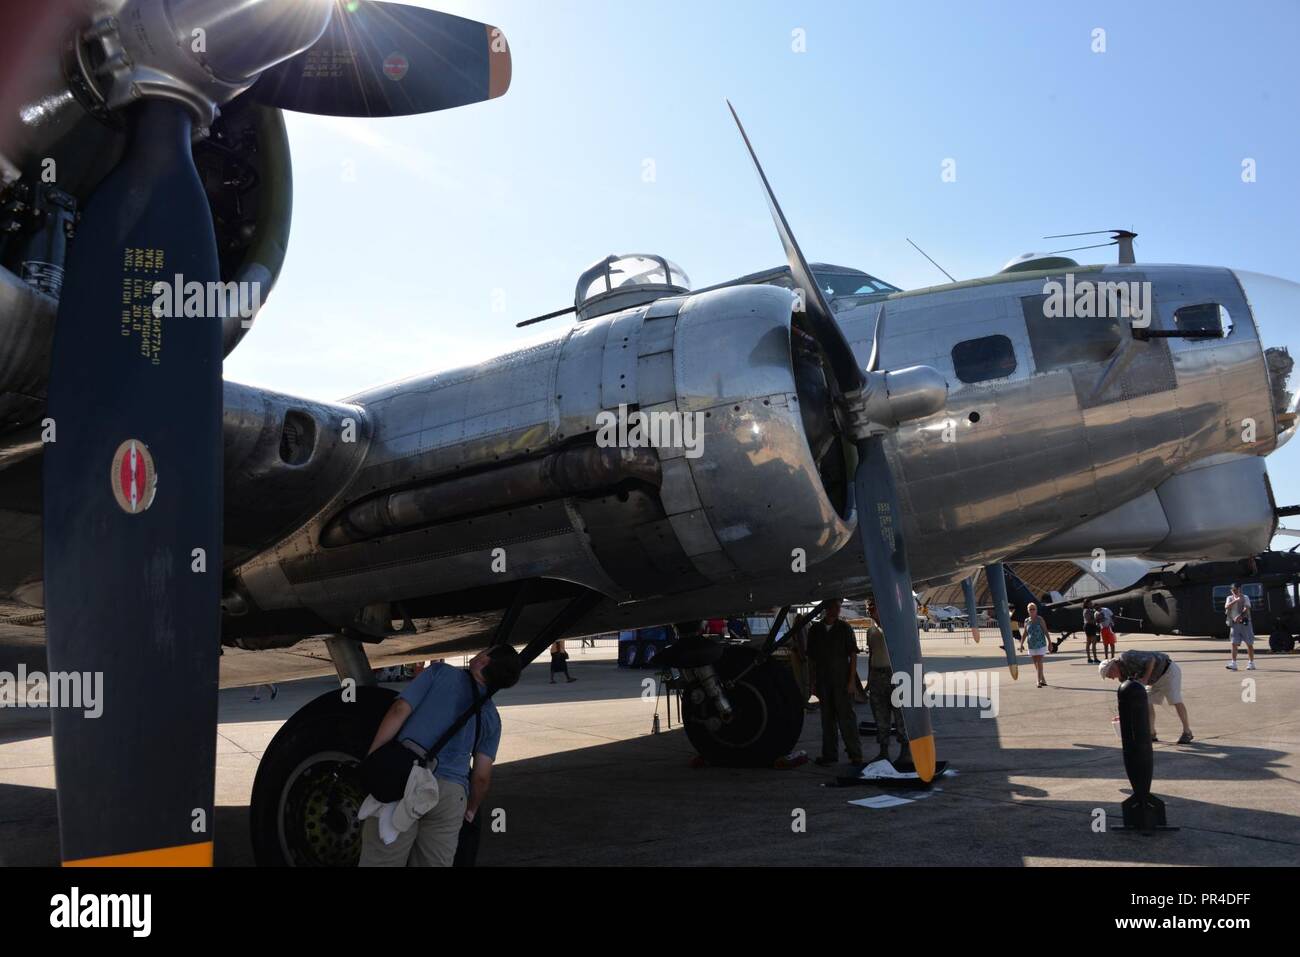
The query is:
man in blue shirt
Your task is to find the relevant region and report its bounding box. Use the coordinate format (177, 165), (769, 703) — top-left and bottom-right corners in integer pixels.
(359, 644), (521, 866)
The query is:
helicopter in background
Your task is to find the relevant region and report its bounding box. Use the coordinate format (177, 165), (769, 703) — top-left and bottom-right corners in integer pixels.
(1005, 549), (1300, 654)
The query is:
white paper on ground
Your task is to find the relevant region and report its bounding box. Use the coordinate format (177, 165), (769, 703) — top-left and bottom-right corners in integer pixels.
(848, 794), (915, 809)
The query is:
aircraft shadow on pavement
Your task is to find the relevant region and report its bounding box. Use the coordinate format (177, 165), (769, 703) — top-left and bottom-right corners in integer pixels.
(3, 654), (1297, 866)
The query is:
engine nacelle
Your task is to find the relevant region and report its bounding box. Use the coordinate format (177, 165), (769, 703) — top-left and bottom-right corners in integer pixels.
(619, 284), (855, 583)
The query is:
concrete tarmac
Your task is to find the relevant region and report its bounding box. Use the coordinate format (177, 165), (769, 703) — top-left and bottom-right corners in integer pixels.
(1, 635), (1297, 866)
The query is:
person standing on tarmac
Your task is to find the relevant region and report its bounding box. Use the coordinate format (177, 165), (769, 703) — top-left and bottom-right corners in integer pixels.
(1082, 598), (1100, 664)
(359, 646), (522, 866)
(865, 601), (910, 766)
(550, 640), (577, 683)
(1024, 602), (1052, 687)
(807, 598), (865, 768)
(1225, 583), (1258, 671)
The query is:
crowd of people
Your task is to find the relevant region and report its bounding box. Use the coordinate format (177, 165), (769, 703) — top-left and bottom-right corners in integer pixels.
(348, 581), (1261, 864)
(790, 582), (1268, 767)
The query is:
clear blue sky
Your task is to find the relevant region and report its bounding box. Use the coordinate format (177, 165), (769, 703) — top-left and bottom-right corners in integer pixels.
(224, 0), (1300, 535)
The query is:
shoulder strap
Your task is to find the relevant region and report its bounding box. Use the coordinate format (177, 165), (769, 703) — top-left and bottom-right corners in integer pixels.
(423, 670), (490, 765)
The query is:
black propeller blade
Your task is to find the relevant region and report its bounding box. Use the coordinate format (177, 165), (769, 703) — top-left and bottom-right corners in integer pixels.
(252, 0), (511, 117)
(961, 574), (981, 643)
(43, 100), (223, 865)
(984, 563), (1020, 679)
(727, 102), (937, 781)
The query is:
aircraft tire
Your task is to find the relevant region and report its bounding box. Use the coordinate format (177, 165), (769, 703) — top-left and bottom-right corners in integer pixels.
(1268, 631), (1296, 654)
(250, 685), (397, 866)
(682, 646), (803, 767)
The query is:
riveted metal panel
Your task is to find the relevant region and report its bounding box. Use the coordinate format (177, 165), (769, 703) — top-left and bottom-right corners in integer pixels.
(637, 351), (677, 407)
(659, 455), (704, 515)
(642, 400), (686, 460)
(555, 317), (612, 441)
(645, 296), (687, 319)
(600, 307), (644, 410)
(689, 549), (739, 579)
(638, 316), (677, 357)
(668, 510), (725, 558)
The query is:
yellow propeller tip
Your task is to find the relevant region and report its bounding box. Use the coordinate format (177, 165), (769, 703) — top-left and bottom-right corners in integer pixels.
(1009, 662), (1019, 680)
(911, 735), (937, 782)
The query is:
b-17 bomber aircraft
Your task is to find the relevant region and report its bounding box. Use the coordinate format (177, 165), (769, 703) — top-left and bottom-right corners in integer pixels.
(1, 0), (1298, 867)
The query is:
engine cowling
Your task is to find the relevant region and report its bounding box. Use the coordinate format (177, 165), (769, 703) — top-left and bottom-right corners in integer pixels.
(614, 284), (855, 584)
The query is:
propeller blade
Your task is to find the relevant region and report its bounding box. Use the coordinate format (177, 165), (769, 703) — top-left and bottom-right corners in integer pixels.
(42, 100), (223, 865)
(984, 563), (1020, 679)
(726, 101), (863, 395)
(961, 574), (980, 643)
(855, 436), (936, 781)
(252, 1), (511, 117)
(727, 102), (937, 781)
(865, 305), (885, 374)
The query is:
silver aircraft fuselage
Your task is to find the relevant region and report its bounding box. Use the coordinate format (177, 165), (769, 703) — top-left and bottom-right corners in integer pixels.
(218, 261), (1291, 643)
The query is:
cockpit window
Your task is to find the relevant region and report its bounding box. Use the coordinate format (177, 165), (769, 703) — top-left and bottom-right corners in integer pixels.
(812, 268), (900, 300)
(952, 335), (1017, 384)
(1175, 302), (1232, 338)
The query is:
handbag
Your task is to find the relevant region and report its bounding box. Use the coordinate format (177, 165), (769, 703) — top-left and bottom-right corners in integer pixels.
(361, 671), (485, 803)
(453, 713), (486, 868)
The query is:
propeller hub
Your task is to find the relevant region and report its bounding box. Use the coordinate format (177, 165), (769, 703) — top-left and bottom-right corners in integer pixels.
(843, 366), (948, 438)
(74, 0), (334, 126)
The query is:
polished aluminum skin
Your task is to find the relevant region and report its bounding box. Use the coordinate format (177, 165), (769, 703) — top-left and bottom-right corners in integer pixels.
(208, 260), (1289, 641)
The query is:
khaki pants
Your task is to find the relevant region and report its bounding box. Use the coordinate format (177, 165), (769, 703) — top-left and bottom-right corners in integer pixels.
(817, 679), (863, 762)
(358, 781), (467, 867)
(867, 668), (907, 750)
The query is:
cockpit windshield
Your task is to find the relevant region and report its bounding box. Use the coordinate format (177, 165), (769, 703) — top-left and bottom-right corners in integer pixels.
(812, 268), (900, 300)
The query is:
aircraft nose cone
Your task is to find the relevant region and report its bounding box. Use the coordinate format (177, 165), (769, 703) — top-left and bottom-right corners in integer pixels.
(1236, 270), (1300, 447)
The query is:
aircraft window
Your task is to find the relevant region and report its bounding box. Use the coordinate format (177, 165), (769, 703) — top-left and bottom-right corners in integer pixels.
(1021, 295), (1122, 371)
(952, 335), (1017, 384)
(577, 255), (690, 306)
(1175, 302), (1232, 338)
(609, 256), (668, 288)
(815, 270), (900, 299)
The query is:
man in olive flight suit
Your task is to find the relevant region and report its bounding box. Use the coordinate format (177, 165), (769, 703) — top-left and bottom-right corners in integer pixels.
(807, 599), (864, 767)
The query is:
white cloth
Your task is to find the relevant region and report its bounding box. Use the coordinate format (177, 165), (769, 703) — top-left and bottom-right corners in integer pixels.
(357, 763), (441, 845)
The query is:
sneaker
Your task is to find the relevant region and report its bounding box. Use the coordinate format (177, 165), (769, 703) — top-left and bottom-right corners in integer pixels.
(1246, 662), (1257, 671)
(1226, 661), (1238, 670)
(567, 677), (578, 683)
(1151, 734), (1159, 742)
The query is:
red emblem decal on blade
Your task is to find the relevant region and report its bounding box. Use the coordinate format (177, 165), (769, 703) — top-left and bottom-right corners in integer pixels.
(110, 439), (157, 515)
(383, 52), (408, 81)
